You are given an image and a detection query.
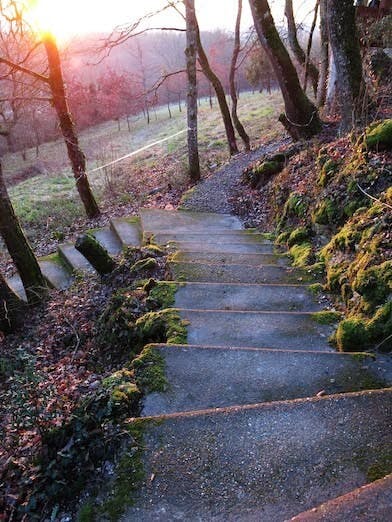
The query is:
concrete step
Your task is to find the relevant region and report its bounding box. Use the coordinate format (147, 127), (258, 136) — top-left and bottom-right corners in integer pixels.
(289, 474), (392, 521)
(110, 217), (141, 247)
(141, 345), (387, 415)
(173, 282), (322, 312)
(169, 242), (275, 254)
(91, 227), (123, 256)
(171, 251), (289, 266)
(141, 208), (243, 233)
(7, 273), (27, 301)
(122, 389), (392, 521)
(153, 232), (272, 246)
(179, 309), (335, 350)
(58, 243), (95, 274)
(170, 261), (312, 284)
(39, 255), (73, 290)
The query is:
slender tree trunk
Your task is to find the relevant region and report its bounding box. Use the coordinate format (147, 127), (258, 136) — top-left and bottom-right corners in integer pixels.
(127, 115), (131, 132)
(284, 0), (319, 96)
(185, 0), (201, 181)
(303, 0), (320, 92)
(249, 0), (321, 140)
(208, 83), (213, 108)
(327, 0), (364, 131)
(0, 162), (47, 304)
(43, 33), (100, 218)
(194, 17), (239, 155)
(317, 0), (329, 107)
(0, 271), (25, 333)
(230, 0), (251, 151)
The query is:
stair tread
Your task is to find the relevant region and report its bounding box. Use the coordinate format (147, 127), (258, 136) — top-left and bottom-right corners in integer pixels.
(110, 217), (141, 246)
(91, 227), (123, 255)
(153, 232), (272, 245)
(141, 208), (243, 232)
(289, 473), (392, 521)
(171, 251), (289, 266)
(172, 281), (323, 311)
(58, 243), (95, 273)
(179, 309), (335, 350)
(168, 241), (275, 254)
(39, 258), (72, 290)
(123, 389), (392, 521)
(141, 344), (388, 415)
(7, 273), (27, 301)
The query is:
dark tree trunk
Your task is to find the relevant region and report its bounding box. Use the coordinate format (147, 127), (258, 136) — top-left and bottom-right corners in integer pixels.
(327, 0), (364, 131)
(208, 83), (213, 108)
(43, 33), (100, 218)
(303, 0), (320, 92)
(127, 115), (131, 132)
(230, 0), (251, 151)
(0, 271), (25, 333)
(285, 0), (319, 96)
(194, 17), (239, 155)
(0, 162), (47, 304)
(249, 0), (322, 140)
(317, 0), (329, 107)
(185, 0), (201, 182)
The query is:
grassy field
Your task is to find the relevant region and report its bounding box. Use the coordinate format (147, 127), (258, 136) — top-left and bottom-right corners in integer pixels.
(2, 90), (284, 241)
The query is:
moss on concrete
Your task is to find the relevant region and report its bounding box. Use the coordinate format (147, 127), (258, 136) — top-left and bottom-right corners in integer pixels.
(147, 282), (178, 309)
(311, 310), (342, 325)
(130, 257), (158, 273)
(132, 345), (167, 393)
(136, 308), (188, 345)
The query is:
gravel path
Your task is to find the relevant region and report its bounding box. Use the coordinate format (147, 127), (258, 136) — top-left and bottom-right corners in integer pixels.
(181, 138), (291, 214)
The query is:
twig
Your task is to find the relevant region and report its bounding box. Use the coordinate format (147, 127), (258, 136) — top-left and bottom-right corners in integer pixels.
(357, 183), (392, 210)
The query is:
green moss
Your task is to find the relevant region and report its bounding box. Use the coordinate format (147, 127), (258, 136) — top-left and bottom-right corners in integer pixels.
(142, 244), (165, 256)
(243, 160), (283, 188)
(258, 232), (275, 241)
(276, 231), (291, 245)
(325, 262), (349, 293)
(365, 119), (392, 150)
(130, 257), (158, 273)
(77, 502), (95, 522)
(136, 308), (188, 345)
(287, 227), (311, 247)
(132, 346), (167, 393)
(308, 283), (324, 295)
(367, 302), (392, 352)
(312, 199), (339, 226)
(353, 261), (392, 309)
(102, 369), (134, 389)
(366, 451), (392, 482)
(147, 282), (178, 309)
(285, 192), (308, 218)
(335, 318), (369, 352)
(289, 242), (312, 267)
(318, 159), (339, 187)
(311, 310), (342, 325)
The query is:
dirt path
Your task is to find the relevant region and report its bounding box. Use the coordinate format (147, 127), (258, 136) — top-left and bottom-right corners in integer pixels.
(181, 138), (291, 214)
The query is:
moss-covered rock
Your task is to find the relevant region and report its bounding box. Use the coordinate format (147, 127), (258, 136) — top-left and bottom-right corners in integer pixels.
(136, 308), (187, 345)
(130, 257), (158, 273)
(365, 119), (392, 150)
(353, 261), (392, 309)
(312, 199), (339, 226)
(367, 302), (392, 352)
(311, 310), (342, 325)
(335, 317), (369, 352)
(132, 346), (167, 393)
(318, 159), (339, 187)
(147, 282), (177, 309)
(287, 227), (311, 247)
(289, 242), (312, 267)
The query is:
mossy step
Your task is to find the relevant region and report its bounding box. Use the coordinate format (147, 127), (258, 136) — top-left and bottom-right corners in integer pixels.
(91, 227), (123, 255)
(172, 251), (288, 266)
(179, 309), (335, 350)
(57, 243), (96, 274)
(121, 389), (392, 521)
(170, 262), (313, 284)
(140, 208), (242, 232)
(7, 273), (27, 301)
(142, 344), (388, 416)
(153, 232), (272, 246)
(170, 242), (276, 254)
(173, 282), (322, 312)
(290, 473), (392, 521)
(110, 218), (141, 247)
(39, 257), (72, 290)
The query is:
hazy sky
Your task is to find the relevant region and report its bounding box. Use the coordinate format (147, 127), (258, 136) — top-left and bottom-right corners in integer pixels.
(29, 0), (313, 41)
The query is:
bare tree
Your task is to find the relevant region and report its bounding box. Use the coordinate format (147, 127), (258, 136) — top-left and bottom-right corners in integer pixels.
(249, 0), (321, 140)
(230, 0), (250, 151)
(185, 0), (200, 181)
(327, 0), (364, 131)
(284, 0), (319, 96)
(317, 0), (329, 107)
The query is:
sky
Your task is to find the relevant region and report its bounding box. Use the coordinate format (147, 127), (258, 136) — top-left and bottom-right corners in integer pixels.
(28, 0), (313, 41)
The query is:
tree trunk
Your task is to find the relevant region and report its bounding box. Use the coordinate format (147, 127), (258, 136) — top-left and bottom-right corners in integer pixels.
(43, 33), (100, 218)
(327, 0), (364, 131)
(317, 0), (329, 107)
(303, 0), (320, 92)
(284, 0), (319, 96)
(185, 0), (201, 182)
(0, 162), (47, 304)
(194, 17), (239, 155)
(249, 0), (322, 140)
(230, 0), (251, 151)
(0, 271), (25, 333)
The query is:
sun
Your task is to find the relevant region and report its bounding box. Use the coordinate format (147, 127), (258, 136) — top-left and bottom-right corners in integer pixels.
(27, 0), (110, 42)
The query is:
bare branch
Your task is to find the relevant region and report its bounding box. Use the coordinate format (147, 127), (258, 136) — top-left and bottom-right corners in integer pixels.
(0, 56), (49, 83)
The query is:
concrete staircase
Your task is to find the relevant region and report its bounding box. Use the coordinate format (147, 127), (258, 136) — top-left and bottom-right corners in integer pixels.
(128, 209), (391, 521)
(8, 209), (391, 519)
